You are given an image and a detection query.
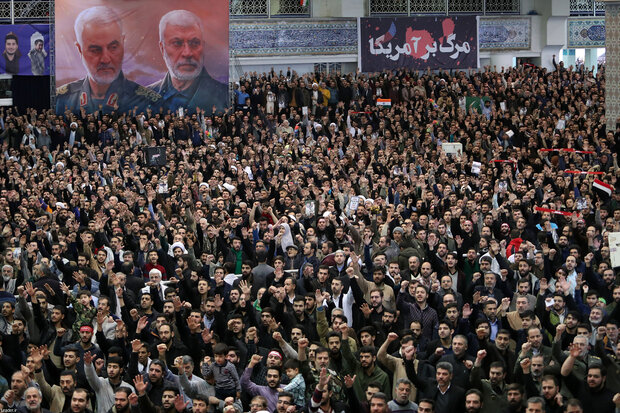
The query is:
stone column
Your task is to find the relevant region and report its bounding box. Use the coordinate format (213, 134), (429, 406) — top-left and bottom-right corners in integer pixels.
(602, 1), (620, 131)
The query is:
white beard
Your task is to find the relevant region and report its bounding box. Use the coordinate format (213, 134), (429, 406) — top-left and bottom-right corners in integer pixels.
(85, 60), (120, 86)
(163, 51), (202, 82)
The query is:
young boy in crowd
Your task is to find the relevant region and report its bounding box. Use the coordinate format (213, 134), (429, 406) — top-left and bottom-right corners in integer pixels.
(201, 343), (241, 400)
(280, 359), (306, 409)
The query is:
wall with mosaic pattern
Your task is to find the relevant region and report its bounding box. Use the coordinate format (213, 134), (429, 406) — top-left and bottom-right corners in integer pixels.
(230, 20), (358, 57)
(605, 5), (620, 131)
(478, 17), (531, 50)
(568, 17), (606, 48)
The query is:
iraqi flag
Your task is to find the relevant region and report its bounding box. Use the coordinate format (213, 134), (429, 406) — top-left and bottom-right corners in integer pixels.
(593, 179), (613, 199)
(374, 22), (396, 46)
(377, 98), (391, 107)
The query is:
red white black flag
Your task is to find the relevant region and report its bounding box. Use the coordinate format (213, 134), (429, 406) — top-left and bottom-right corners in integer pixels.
(593, 179), (613, 199)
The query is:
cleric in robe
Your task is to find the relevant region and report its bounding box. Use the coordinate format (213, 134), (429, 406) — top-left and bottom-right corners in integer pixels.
(148, 10), (228, 115)
(56, 6), (162, 114)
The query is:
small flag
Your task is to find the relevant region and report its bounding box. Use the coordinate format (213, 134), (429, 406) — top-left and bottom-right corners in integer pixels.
(539, 148), (595, 154)
(300, 0), (307, 6)
(377, 98), (391, 107)
(535, 207), (576, 217)
(593, 179), (613, 199)
(564, 170), (604, 175)
(374, 22), (396, 46)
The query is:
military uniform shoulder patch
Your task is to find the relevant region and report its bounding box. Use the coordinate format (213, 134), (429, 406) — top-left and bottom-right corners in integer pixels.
(136, 85), (162, 102)
(57, 79), (85, 96)
(56, 84), (69, 95)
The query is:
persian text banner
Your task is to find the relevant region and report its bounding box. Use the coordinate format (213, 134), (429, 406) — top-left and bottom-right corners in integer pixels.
(359, 16), (478, 72)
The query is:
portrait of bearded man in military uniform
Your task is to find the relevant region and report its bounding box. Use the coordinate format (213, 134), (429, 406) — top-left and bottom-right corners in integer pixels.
(56, 6), (161, 114)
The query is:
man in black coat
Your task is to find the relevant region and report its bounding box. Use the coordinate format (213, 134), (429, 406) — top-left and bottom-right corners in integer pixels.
(561, 343), (616, 413)
(404, 346), (465, 413)
(434, 335), (475, 389)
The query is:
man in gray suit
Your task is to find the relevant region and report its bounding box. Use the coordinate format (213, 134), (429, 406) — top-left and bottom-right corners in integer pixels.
(149, 9), (228, 115)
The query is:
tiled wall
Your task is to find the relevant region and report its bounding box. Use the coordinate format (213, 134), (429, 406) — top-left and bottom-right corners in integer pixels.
(568, 17), (606, 48)
(479, 17), (531, 50)
(605, 4), (619, 131)
(230, 20), (358, 57)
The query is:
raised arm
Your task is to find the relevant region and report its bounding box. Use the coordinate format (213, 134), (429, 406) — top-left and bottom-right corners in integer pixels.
(83, 351), (103, 392)
(239, 354), (263, 396)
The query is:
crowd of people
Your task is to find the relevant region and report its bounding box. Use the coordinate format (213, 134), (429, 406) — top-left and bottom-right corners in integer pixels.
(0, 59), (617, 413)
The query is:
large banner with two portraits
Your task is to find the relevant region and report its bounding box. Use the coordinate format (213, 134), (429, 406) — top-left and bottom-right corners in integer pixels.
(55, 0), (229, 115)
(0, 25), (50, 76)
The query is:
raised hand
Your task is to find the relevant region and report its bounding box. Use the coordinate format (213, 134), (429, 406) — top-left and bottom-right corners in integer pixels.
(133, 375), (147, 395)
(131, 339), (142, 353)
(400, 280), (410, 292)
(20, 365), (31, 382)
(273, 331), (284, 343)
(521, 342), (532, 354)
(315, 289), (323, 306)
(96, 310), (106, 326)
(186, 316), (200, 332)
(30, 346), (43, 366)
(128, 393), (138, 406)
(173, 296), (183, 312)
(520, 358), (531, 372)
(174, 394), (189, 412)
(343, 374), (356, 389)
(403, 345), (416, 361)
(239, 280), (251, 297)
(201, 328), (213, 344)
(3, 390), (15, 406)
(39, 344), (49, 360)
(25, 281), (35, 297)
(83, 351), (93, 365)
(249, 354), (263, 367)
(213, 294), (223, 309)
(462, 303), (472, 318)
(360, 303), (372, 318)
(387, 332), (399, 342)
(556, 324), (566, 337)
(317, 367), (331, 390)
(136, 316), (148, 332)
